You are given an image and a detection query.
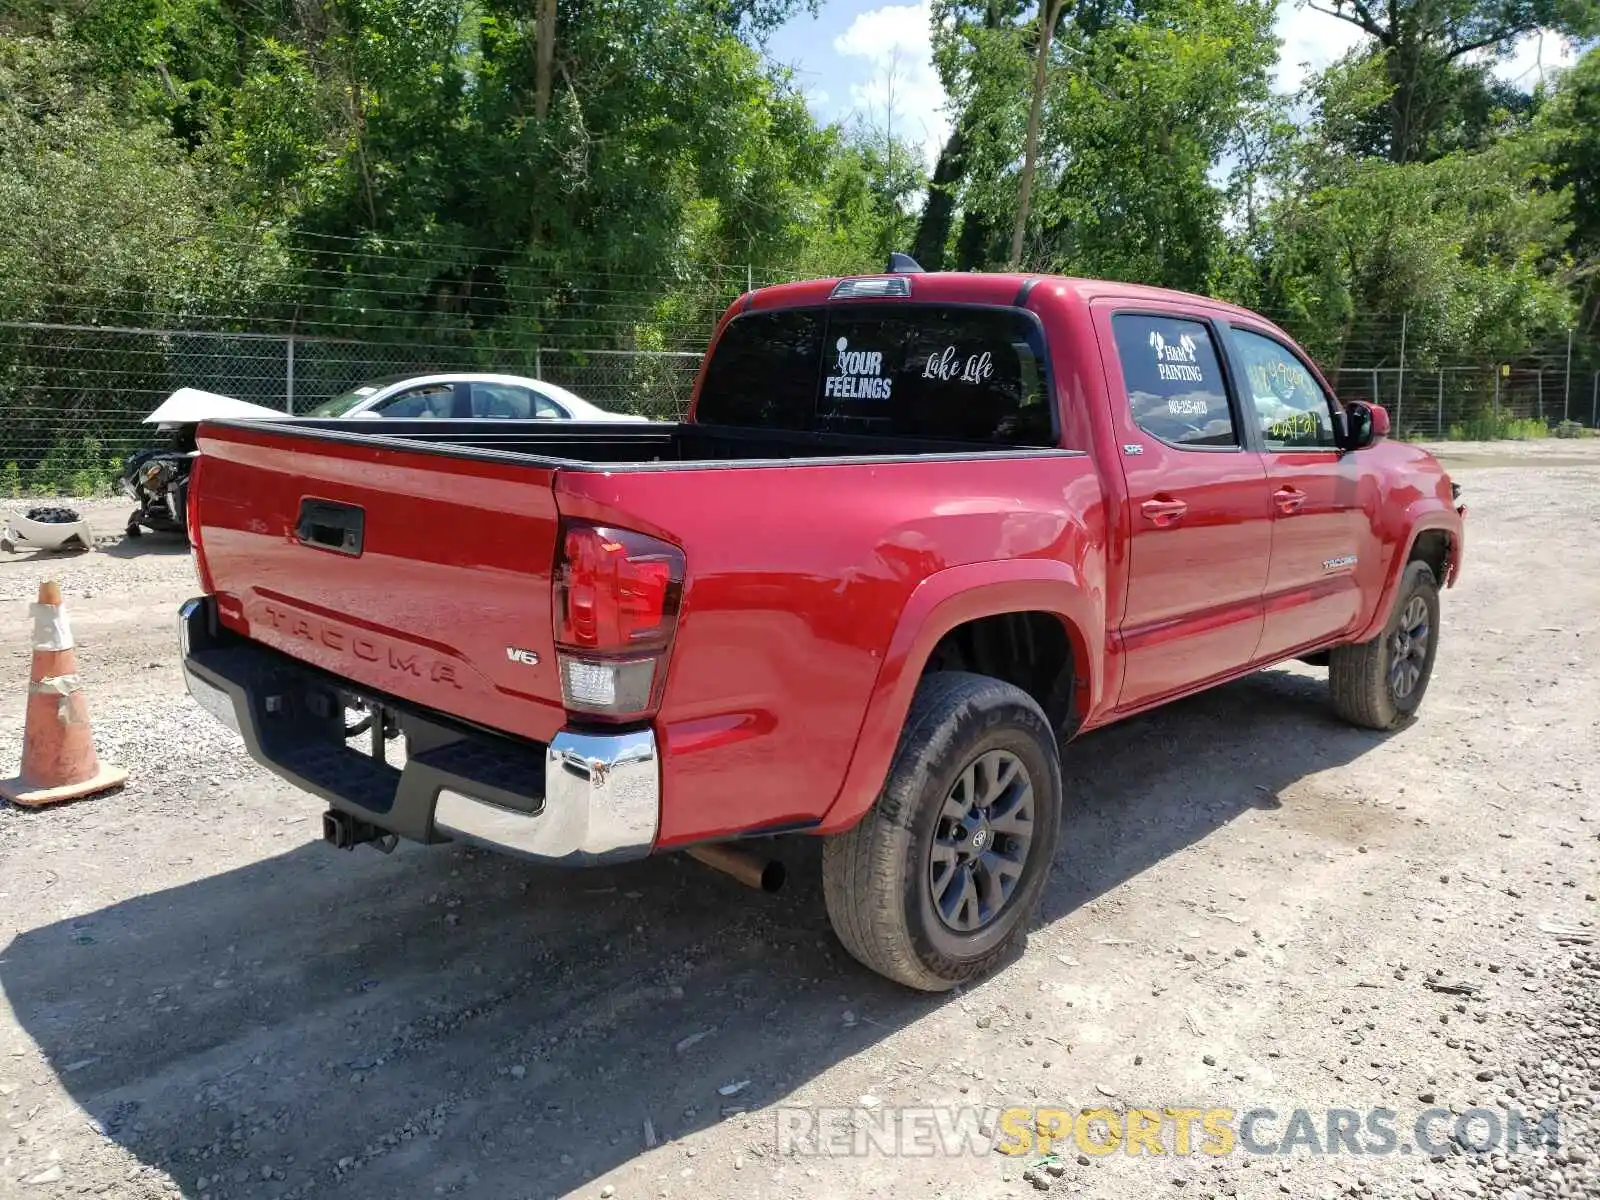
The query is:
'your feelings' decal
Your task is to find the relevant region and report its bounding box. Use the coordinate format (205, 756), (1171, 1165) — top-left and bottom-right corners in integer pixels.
(826, 338), (893, 400)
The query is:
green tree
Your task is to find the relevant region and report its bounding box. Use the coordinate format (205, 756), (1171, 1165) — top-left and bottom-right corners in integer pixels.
(1535, 47), (1600, 335)
(6, 0), (876, 337)
(1299, 0), (1597, 163)
(925, 0), (1276, 288)
(795, 123), (927, 275)
(0, 30), (268, 326)
(1254, 118), (1573, 370)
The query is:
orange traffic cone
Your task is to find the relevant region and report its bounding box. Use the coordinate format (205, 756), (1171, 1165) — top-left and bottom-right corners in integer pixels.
(0, 581), (126, 807)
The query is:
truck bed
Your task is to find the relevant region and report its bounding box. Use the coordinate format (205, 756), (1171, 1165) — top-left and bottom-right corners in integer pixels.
(188, 414), (1093, 846)
(269, 417), (1066, 466)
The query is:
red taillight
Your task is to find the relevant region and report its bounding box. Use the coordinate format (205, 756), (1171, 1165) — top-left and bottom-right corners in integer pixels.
(553, 523), (685, 719)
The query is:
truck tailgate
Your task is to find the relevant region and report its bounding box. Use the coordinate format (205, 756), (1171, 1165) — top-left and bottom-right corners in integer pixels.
(192, 422), (568, 742)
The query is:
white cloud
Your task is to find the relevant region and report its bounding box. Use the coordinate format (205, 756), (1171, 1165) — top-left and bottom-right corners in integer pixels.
(832, 2), (951, 166)
(1272, 0), (1368, 93)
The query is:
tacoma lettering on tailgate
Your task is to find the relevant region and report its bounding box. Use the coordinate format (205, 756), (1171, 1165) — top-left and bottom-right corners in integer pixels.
(260, 602), (463, 688)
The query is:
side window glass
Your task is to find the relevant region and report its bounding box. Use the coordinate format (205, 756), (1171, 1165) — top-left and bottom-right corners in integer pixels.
(1230, 329), (1339, 450)
(1110, 315), (1236, 448)
(470, 383), (534, 419)
(377, 384), (454, 419)
(530, 392), (566, 419)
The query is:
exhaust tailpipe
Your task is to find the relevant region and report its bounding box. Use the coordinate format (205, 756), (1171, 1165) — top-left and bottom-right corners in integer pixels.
(686, 844), (786, 893)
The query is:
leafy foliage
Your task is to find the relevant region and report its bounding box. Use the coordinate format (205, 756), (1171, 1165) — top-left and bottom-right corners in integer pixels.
(0, 31), (269, 326)
(1447, 414), (1550, 440)
(0, 0), (1596, 459)
(1252, 129), (1574, 369)
(923, 0), (1277, 290)
(1, 0), (918, 344)
(24, 436), (122, 497)
(1306, 0), (1597, 162)
(1535, 47), (1600, 336)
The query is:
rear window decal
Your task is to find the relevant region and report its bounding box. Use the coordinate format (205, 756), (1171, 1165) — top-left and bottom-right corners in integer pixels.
(826, 337), (893, 400)
(922, 346), (996, 385)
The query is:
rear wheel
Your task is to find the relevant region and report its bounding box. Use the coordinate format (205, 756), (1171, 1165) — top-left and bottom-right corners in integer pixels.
(1329, 560), (1440, 730)
(822, 671), (1062, 991)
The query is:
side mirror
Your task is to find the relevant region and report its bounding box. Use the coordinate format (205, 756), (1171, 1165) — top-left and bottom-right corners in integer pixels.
(1339, 401), (1390, 450)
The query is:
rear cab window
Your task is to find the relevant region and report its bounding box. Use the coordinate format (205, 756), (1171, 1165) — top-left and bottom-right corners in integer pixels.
(1109, 314), (1238, 449)
(696, 305), (1055, 446)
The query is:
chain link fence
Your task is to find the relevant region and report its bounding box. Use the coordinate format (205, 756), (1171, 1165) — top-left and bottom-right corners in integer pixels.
(1329, 364), (1600, 439)
(0, 321), (705, 494)
(2, 291), (1597, 497)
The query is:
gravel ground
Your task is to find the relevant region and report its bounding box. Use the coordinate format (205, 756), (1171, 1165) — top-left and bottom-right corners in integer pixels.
(0, 449), (1597, 1200)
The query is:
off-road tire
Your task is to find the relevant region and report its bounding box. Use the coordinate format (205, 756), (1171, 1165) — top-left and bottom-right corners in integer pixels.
(1329, 560), (1440, 730)
(821, 671), (1062, 991)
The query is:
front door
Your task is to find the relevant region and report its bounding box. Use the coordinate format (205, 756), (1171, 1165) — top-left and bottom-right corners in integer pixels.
(1099, 308), (1274, 710)
(1224, 325), (1373, 661)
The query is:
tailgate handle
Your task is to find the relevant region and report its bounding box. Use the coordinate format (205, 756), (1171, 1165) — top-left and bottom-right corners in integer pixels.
(296, 499), (364, 557)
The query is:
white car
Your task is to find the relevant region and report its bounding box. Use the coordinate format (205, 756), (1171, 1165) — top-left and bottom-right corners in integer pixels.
(303, 373), (649, 422)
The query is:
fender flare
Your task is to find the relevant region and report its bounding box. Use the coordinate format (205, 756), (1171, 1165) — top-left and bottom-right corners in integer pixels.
(1354, 506), (1461, 643)
(816, 559), (1102, 834)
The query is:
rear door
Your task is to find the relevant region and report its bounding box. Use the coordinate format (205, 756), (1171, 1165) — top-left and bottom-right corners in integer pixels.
(192, 421), (569, 742)
(1096, 306), (1273, 709)
(1223, 325), (1373, 659)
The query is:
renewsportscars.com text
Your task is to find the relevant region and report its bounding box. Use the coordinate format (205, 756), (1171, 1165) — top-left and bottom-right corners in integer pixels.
(774, 1105), (1562, 1159)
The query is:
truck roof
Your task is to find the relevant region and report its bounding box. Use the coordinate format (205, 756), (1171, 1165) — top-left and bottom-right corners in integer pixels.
(741, 271), (1270, 327)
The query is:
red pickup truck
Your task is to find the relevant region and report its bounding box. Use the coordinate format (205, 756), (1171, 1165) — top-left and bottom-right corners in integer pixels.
(179, 264), (1465, 990)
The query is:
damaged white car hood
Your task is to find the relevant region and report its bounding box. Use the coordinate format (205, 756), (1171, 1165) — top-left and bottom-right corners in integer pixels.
(143, 388), (286, 425)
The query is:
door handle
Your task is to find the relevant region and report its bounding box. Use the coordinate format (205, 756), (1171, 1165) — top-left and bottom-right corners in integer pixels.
(1140, 496), (1188, 527)
(1274, 487), (1307, 514)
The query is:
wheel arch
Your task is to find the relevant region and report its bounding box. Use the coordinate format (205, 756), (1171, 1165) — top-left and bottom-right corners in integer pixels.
(816, 560), (1101, 834)
(1354, 513), (1460, 643)
(1407, 528), (1454, 587)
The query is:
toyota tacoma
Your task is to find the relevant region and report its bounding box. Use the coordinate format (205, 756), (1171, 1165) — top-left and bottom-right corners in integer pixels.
(178, 263), (1466, 990)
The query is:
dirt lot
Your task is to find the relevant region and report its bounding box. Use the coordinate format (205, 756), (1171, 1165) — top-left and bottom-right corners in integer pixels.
(1, 443), (1597, 1200)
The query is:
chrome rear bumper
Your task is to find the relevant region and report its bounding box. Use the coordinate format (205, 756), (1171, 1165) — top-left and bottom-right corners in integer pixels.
(434, 729), (658, 861)
(179, 596), (659, 865)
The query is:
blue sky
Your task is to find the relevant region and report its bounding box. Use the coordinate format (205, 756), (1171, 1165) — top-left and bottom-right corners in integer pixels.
(762, 0), (1581, 167)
